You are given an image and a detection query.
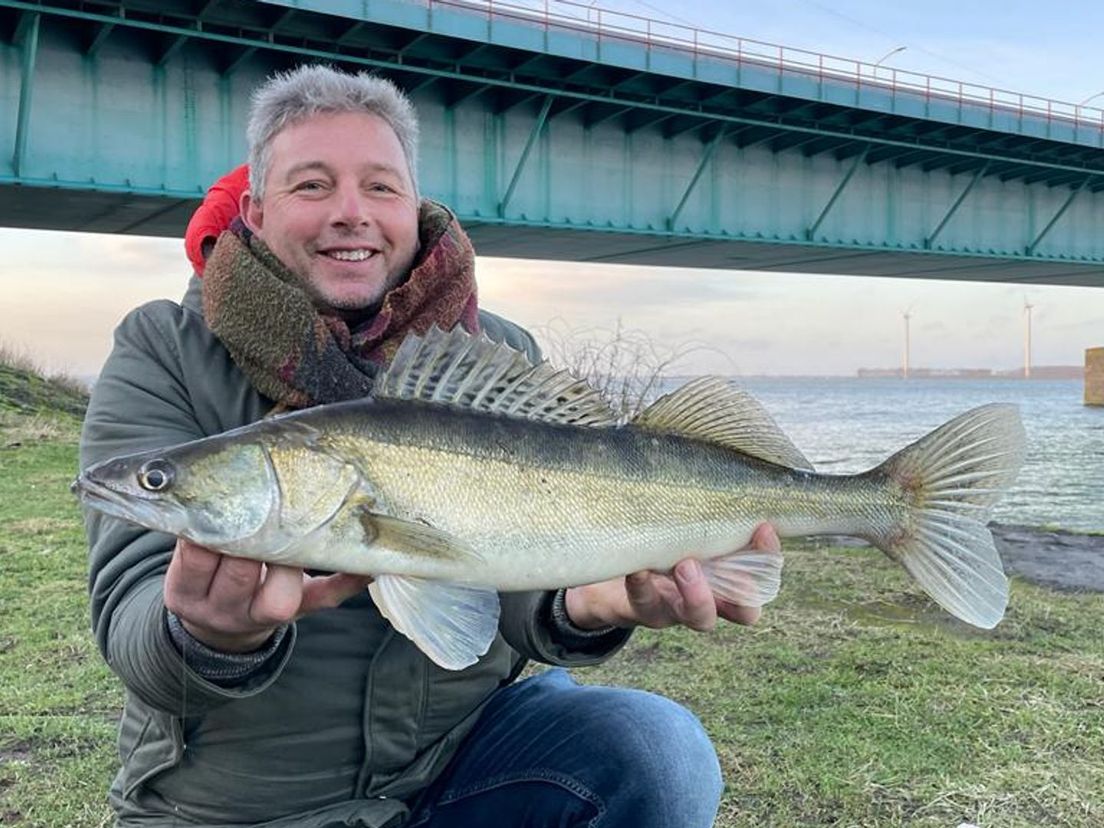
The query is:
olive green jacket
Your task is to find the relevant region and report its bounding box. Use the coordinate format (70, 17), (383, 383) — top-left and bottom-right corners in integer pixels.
(81, 279), (629, 828)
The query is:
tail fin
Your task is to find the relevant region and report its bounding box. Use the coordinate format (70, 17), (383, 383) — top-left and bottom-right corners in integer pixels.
(867, 404), (1026, 629)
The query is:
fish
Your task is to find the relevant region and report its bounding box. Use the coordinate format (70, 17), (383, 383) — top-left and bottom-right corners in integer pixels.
(74, 326), (1026, 670)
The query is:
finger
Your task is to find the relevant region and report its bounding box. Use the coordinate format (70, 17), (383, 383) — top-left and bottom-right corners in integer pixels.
(165, 538), (221, 607)
(749, 523), (782, 553)
(249, 564), (305, 626)
(164, 539), (225, 617)
(716, 599), (762, 626)
(623, 570), (668, 626)
(204, 555), (264, 615)
(299, 573), (373, 616)
(672, 560), (718, 632)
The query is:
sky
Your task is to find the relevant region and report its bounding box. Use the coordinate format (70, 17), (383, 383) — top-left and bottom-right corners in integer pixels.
(3, 0), (1103, 379)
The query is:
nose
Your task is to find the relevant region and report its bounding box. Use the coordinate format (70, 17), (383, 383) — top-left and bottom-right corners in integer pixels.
(331, 180), (371, 229)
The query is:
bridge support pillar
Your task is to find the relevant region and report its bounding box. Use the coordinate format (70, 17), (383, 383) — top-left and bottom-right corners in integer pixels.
(1086, 348), (1104, 406)
(12, 12), (40, 177)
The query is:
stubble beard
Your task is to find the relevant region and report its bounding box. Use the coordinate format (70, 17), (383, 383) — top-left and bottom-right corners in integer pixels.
(305, 264), (408, 317)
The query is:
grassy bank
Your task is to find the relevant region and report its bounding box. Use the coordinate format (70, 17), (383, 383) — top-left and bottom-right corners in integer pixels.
(2, 397), (1102, 826)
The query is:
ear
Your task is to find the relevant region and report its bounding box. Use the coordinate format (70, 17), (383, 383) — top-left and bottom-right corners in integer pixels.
(240, 189), (263, 233)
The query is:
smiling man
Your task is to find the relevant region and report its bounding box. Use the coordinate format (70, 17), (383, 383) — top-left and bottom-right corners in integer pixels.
(80, 64), (780, 828)
(240, 109), (420, 313)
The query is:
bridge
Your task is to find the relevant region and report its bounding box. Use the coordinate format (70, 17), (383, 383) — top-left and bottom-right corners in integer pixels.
(2, 0), (1104, 286)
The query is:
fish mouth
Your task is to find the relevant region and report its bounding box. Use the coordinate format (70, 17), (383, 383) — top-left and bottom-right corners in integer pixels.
(73, 473), (186, 535)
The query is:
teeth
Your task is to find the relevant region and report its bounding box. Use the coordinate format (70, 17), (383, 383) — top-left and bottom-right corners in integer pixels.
(327, 249), (373, 262)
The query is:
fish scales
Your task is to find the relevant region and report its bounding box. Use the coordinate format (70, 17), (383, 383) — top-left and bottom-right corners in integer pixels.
(270, 398), (905, 589)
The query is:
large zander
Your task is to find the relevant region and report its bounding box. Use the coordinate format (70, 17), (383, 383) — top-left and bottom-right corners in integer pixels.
(74, 327), (1026, 669)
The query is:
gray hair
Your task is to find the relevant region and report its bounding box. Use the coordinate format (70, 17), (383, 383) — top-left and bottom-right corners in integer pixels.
(246, 64), (420, 200)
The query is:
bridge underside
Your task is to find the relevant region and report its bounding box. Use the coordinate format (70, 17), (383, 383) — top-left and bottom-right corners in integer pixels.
(8, 186), (1101, 285)
(3, 0), (1104, 287)
(464, 224), (1104, 284)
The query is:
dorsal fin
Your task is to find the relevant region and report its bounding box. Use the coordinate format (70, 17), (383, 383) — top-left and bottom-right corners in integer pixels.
(376, 325), (620, 427)
(632, 377), (814, 470)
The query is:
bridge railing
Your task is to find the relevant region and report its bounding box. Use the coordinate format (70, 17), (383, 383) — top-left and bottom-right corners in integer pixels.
(431, 0), (1104, 131)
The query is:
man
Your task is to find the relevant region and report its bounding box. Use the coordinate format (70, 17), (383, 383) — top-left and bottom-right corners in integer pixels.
(81, 64), (781, 827)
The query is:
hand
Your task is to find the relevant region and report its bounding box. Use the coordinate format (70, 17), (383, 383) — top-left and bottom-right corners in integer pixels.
(563, 524), (781, 632)
(163, 538), (372, 653)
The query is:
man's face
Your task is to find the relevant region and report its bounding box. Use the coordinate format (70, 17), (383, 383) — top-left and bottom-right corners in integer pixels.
(242, 111), (420, 312)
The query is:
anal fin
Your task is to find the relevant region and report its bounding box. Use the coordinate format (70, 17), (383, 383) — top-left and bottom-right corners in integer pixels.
(700, 547), (784, 608)
(369, 576), (500, 670)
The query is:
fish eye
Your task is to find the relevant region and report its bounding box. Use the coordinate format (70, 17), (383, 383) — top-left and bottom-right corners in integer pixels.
(137, 460), (175, 492)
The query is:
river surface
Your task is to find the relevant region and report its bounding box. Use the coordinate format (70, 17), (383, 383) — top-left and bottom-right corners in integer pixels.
(717, 377), (1103, 533)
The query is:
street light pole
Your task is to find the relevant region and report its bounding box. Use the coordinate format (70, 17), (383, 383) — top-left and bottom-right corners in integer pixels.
(873, 45), (907, 67)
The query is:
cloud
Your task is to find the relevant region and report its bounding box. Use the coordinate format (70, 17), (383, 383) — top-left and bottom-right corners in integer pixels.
(0, 230), (186, 376)
(1, 228), (184, 285)
(477, 257), (763, 312)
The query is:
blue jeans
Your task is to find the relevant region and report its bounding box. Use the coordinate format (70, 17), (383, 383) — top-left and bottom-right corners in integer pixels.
(406, 668), (723, 827)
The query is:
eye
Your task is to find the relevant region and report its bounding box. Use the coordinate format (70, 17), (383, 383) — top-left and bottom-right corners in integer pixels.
(137, 459), (175, 492)
(293, 180), (328, 194)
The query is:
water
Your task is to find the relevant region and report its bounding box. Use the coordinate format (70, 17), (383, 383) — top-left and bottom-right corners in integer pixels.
(719, 378), (1104, 533)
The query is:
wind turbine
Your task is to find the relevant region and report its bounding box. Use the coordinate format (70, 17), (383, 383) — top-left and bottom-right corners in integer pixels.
(1023, 296), (1034, 379)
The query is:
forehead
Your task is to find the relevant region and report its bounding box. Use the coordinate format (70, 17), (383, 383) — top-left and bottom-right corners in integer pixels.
(267, 110), (410, 177)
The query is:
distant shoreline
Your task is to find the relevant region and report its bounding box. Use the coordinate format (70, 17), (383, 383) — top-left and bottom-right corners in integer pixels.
(824, 523), (1104, 593)
(701, 374), (1087, 382)
(856, 366), (1082, 380)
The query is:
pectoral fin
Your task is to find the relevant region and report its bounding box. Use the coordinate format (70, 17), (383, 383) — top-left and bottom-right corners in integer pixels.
(700, 547), (783, 608)
(363, 513), (486, 564)
(369, 576), (500, 670)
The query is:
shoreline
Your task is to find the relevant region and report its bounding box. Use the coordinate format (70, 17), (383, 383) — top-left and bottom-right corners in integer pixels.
(822, 523), (1104, 593)
(989, 522), (1104, 593)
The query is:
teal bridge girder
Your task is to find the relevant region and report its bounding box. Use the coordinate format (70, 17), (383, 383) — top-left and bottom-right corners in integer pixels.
(2, 0), (1104, 286)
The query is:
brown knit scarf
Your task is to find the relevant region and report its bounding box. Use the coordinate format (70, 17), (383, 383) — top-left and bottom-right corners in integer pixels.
(201, 200), (480, 409)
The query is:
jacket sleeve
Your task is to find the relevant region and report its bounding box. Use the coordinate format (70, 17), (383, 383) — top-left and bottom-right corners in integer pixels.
(476, 309), (634, 666)
(498, 591), (631, 666)
(81, 301), (294, 714)
(183, 163), (249, 276)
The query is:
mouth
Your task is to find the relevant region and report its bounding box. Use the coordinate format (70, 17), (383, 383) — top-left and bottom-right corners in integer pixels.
(73, 474), (178, 533)
(73, 474), (138, 518)
(74, 474), (126, 511)
(320, 247), (379, 263)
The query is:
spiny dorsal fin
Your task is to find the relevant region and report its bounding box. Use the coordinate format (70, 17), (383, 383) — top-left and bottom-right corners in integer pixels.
(376, 325), (620, 427)
(632, 377), (814, 470)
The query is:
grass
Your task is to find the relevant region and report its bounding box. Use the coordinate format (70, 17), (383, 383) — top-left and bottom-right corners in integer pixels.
(1, 399), (1102, 826)
(0, 342), (89, 421)
(579, 550), (1104, 827)
(0, 417), (117, 828)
